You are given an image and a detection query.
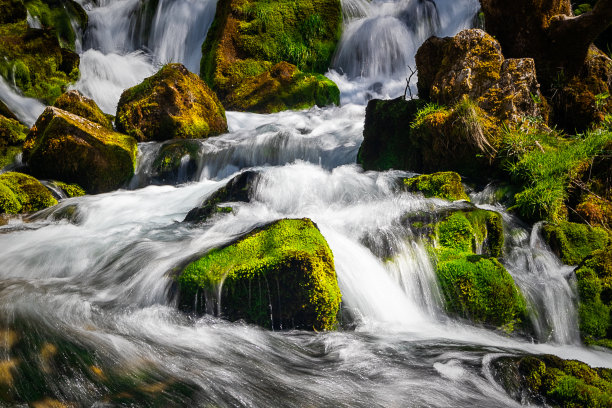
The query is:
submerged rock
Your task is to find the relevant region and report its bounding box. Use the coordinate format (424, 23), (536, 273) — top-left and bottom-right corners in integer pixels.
(184, 171), (259, 223)
(0, 171), (57, 214)
(403, 172), (469, 201)
(23, 107), (137, 194)
(492, 354), (612, 407)
(542, 221), (610, 265)
(178, 218), (341, 331)
(200, 0), (341, 113)
(53, 90), (112, 129)
(115, 63), (227, 142)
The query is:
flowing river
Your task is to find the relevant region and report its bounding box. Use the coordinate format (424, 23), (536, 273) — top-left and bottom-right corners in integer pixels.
(1, 0), (610, 406)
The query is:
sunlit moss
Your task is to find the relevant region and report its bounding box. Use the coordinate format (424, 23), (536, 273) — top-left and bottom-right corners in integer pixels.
(0, 172), (57, 214)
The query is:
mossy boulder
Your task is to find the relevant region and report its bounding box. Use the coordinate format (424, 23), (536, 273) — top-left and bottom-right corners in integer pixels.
(0, 171), (57, 214)
(178, 218), (341, 330)
(542, 221), (610, 265)
(574, 245), (612, 346)
(53, 90), (112, 129)
(492, 354), (612, 407)
(200, 0), (341, 113)
(416, 29), (546, 124)
(0, 114), (28, 170)
(116, 63), (227, 142)
(403, 171), (469, 201)
(0, 0), (82, 104)
(23, 107), (137, 194)
(151, 140), (201, 185)
(184, 171), (259, 223)
(23, 0), (88, 51)
(53, 181), (85, 198)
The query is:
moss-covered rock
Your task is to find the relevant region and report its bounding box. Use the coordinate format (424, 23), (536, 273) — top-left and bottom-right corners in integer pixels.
(403, 172), (469, 201)
(0, 172), (57, 214)
(0, 114), (28, 170)
(152, 140), (201, 185)
(0, 0), (26, 25)
(200, 0), (341, 113)
(178, 218), (341, 330)
(492, 354), (612, 407)
(53, 90), (112, 129)
(53, 181), (85, 198)
(574, 245), (612, 346)
(23, 107), (137, 194)
(0, 0), (82, 104)
(184, 170), (259, 223)
(416, 29), (546, 124)
(23, 0), (88, 51)
(542, 221), (610, 265)
(116, 63), (227, 142)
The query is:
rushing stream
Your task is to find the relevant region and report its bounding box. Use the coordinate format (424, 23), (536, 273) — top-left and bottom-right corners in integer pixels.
(1, 0), (611, 406)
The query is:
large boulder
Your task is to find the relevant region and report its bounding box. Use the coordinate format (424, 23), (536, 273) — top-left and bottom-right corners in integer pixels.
(0, 0), (83, 103)
(0, 114), (28, 170)
(492, 354), (612, 407)
(53, 90), (112, 129)
(178, 218), (341, 331)
(115, 63), (227, 142)
(0, 171), (57, 214)
(23, 107), (138, 194)
(200, 0), (341, 113)
(416, 29), (545, 124)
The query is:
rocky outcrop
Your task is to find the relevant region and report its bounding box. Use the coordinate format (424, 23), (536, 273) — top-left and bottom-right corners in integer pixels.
(200, 0), (341, 113)
(184, 171), (259, 223)
(0, 171), (57, 214)
(23, 107), (138, 194)
(115, 63), (227, 142)
(178, 218), (341, 330)
(53, 90), (112, 129)
(416, 29), (545, 124)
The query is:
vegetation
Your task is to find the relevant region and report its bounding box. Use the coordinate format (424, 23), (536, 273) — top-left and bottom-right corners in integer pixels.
(542, 221), (610, 265)
(0, 171), (57, 214)
(0, 114), (28, 170)
(179, 218), (341, 330)
(53, 90), (113, 129)
(403, 172), (469, 201)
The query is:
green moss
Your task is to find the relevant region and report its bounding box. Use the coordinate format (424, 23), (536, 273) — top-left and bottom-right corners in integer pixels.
(0, 115), (28, 147)
(54, 181), (85, 198)
(23, 0), (88, 51)
(200, 0), (341, 112)
(0, 182), (21, 214)
(542, 221), (610, 265)
(403, 171), (469, 201)
(53, 90), (112, 129)
(179, 218), (341, 330)
(0, 172), (57, 213)
(116, 63), (227, 142)
(24, 107), (137, 194)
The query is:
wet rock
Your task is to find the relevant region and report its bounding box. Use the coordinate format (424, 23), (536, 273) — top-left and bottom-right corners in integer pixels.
(0, 171), (57, 214)
(151, 140), (200, 185)
(200, 0), (341, 113)
(23, 107), (137, 194)
(184, 170), (259, 223)
(53, 90), (112, 129)
(178, 218), (341, 331)
(115, 63), (227, 142)
(402, 172), (469, 201)
(416, 29), (545, 123)
(0, 114), (28, 170)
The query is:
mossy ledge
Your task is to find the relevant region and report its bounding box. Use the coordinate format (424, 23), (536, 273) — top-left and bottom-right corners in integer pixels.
(542, 221), (610, 265)
(178, 218), (341, 331)
(492, 354), (612, 407)
(53, 90), (112, 129)
(0, 171), (57, 214)
(403, 171), (470, 201)
(23, 107), (137, 194)
(200, 0), (341, 113)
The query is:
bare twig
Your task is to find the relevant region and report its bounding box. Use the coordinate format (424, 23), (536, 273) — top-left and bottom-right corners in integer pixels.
(404, 65), (417, 100)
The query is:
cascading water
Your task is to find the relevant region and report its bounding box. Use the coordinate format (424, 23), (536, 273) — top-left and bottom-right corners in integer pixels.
(1, 0), (610, 405)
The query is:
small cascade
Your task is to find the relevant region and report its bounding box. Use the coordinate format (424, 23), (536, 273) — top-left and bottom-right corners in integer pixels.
(0, 78), (45, 127)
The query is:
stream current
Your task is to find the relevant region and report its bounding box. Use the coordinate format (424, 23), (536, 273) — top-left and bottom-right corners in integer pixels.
(1, 0), (611, 406)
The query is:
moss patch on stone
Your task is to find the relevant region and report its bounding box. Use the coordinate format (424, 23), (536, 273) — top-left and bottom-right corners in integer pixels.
(23, 107), (137, 194)
(542, 221), (610, 265)
(23, 0), (88, 51)
(403, 172), (469, 201)
(200, 0), (341, 112)
(54, 181), (85, 198)
(0, 114), (28, 170)
(0, 171), (57, 214)
(152, 140), (200, 184)
(116, 63), (227, 142)
(53, 90), (112, 129)
(179, 218), (341, 331)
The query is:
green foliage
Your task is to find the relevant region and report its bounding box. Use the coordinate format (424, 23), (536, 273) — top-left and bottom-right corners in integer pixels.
(179, 218), (341, 330)
(403, 171), (469, 201)
(542, 221), (610, 265)
(23, 0), (88, 51)
(0, 172), (57, 214)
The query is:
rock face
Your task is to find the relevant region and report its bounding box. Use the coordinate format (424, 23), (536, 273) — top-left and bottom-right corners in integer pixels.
(403, 172), (469, 201)
(0, 114), (28, 170)
(23, 107), (138, 194)
(0, 0), (83, 104)
(115, 63), (228, 142)
(184, 170), (259, 223)
(200, 0), (341, 113)
(178, 218), (341, 331)
(416, 29), (545, 123)
(53, 90), (112, 129)
(492, 354), (612, 407)
(0, 171), (57, 214)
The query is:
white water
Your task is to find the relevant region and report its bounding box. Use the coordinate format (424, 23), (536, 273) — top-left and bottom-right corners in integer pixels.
(1, 0), (610, 405)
